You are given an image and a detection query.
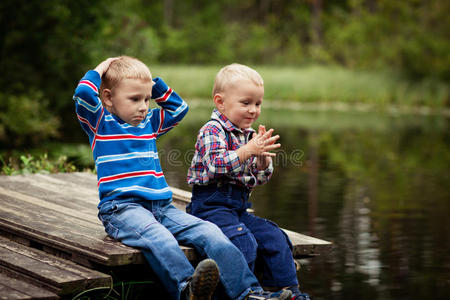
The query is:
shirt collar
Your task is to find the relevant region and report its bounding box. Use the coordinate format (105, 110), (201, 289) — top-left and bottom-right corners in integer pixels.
(211, 109), (255, 134)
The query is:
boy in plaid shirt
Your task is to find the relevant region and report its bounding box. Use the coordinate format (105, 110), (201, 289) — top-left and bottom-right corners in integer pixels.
(187, 64), (310, 300)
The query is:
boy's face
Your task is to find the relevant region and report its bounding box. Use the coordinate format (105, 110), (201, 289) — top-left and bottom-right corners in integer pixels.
(104, 78), (152, 126)
(215, 79), (264, 130)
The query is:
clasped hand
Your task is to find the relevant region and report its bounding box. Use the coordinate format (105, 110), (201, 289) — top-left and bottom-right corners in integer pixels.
(248, 125), (280, 157)
(245, 125), (281, 170)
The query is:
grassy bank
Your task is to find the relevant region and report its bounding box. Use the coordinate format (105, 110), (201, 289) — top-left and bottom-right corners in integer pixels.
(151, 64), (448, 108)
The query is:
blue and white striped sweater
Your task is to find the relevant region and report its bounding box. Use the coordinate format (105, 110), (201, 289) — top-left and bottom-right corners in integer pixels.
(73, 70), (189, 206)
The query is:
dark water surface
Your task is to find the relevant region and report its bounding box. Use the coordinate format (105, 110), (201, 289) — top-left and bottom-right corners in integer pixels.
(158, 106), (450, 300)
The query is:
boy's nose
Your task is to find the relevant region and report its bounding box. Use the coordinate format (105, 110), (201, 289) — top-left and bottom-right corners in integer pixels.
(139, 102), (148, 112)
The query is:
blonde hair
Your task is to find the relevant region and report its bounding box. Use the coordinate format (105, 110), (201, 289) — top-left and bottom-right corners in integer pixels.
(101, 56), (152, 92)
(212, 63), (264, 97)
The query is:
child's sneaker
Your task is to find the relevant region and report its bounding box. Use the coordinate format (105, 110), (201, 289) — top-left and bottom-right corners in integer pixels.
(184, 258), (220, 300)
(286, 286), (311, 300)
(246, 289), (292, 300)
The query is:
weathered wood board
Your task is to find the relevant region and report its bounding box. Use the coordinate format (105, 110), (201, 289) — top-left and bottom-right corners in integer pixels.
(0, 236), (110, 297)
(0, 173), (331, 270)
(0, 271), (58, 300)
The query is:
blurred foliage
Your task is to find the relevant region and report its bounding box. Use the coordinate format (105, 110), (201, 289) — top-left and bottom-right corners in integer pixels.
(154, 65), (449, 107)
(0, 153), (77, 175)
(323, 0), (450, 80)
(0, 142), (94, 175)
(0, 0), (108, 148)
(0, 91), (60, 146)
(0, 0), (449, 149)
(0, 0), (107, 104)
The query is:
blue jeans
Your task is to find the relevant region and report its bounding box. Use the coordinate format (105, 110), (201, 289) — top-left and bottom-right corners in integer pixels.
(98, 198), (263, 300)
(189, 183), (299, 288)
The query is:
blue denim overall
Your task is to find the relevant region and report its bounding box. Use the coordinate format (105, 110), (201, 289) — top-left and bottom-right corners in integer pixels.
(188, 181), (299, 288)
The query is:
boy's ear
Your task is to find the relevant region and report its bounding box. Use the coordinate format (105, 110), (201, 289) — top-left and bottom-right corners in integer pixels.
(213, 93), (224, 110)
(102, 89), (113, 107)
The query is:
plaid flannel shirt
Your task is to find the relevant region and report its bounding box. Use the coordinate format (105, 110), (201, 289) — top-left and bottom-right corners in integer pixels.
(187, 109), (273, 189)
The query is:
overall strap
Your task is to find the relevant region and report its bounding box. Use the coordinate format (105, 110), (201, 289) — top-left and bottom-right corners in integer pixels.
(207, 119), (254, 193)
(208, 119), (233, 150)
(207, 119), (255, 149)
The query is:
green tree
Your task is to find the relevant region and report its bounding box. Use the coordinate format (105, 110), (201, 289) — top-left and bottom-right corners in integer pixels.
(0, 0), (108, 147)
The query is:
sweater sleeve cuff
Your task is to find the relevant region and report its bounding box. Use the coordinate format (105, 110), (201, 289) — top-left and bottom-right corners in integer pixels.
(84, 70), (101, 89)
(151, 77), (168, 99)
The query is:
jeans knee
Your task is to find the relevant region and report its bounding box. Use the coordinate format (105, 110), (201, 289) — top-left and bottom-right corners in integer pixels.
(196, 221), (226, 244)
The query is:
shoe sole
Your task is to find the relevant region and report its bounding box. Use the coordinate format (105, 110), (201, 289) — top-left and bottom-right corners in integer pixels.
(190, 259), (220, 300)
(280, 290), (293, 300)
(247, 290), (293, 300)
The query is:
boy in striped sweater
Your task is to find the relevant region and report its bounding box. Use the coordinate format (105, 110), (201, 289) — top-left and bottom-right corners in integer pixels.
(73, 56), (291, 300)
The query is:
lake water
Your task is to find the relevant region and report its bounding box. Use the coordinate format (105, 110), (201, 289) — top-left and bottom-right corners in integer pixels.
(156, 105), (450, 300)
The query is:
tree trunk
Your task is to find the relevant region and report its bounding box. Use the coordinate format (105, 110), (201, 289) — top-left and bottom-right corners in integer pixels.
(308, 136), (319, 236)
(311, 0), (323, 45)
(164, 0), (174, 27)
(366, 0), (377, 13)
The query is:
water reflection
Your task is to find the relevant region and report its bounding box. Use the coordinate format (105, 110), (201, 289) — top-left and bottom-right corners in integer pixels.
(158, 106), (450, 300)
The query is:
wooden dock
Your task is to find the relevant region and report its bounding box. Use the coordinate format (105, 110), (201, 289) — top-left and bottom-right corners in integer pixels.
(0, 172), (331, 299)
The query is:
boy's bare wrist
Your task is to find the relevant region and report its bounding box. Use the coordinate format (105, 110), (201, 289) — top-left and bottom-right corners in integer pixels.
(256, 156), (269, 170)
(236, 144), (253, 163)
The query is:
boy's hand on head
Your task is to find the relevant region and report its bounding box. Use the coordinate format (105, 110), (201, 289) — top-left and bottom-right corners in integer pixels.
(94, 57), (119, 76)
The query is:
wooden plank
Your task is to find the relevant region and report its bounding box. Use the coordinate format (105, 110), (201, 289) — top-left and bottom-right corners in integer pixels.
(0, 184), (197, 266)
(0, 272), (58, 300)
(50, 172), (98, 189)
(283, 229), (332, 257)
(0, 236), (110, 296)
(0, 191), (143, 266)
(0, 173), (331, 269)
(0, 186), (98, 224)
(0, 175), (98, 211)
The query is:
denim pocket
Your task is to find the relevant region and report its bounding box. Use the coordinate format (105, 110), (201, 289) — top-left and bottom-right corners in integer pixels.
(104, 221), (119, 240)
(222, 223), (258, 265)
(98, 200), (126, 240)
